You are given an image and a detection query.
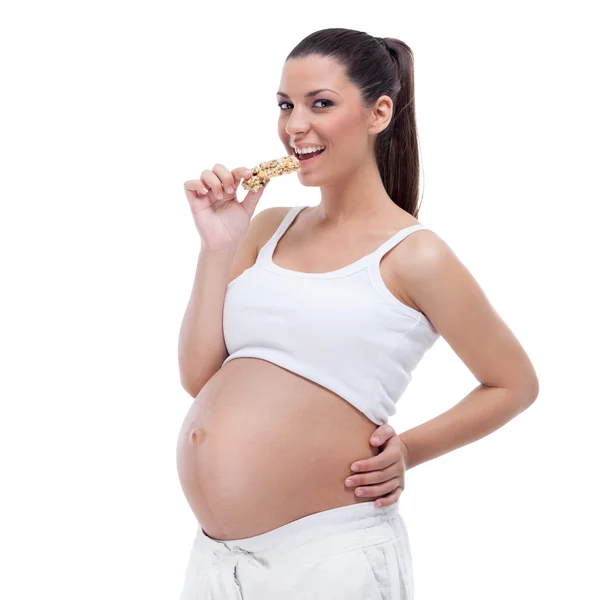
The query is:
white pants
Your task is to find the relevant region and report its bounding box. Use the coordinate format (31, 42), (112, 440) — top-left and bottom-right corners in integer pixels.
(178, 500), (414, 599)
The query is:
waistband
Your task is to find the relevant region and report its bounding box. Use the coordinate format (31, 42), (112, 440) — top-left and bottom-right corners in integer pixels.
(189, 500), (402, 571)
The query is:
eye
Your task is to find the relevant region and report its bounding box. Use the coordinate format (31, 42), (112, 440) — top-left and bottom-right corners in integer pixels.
(277, 99), (334, 111)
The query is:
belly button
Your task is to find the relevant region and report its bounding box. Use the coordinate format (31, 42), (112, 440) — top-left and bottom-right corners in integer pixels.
(190, 427), (207, 444)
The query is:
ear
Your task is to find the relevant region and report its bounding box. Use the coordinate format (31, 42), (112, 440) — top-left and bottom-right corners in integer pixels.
(367, 95), (393, 136)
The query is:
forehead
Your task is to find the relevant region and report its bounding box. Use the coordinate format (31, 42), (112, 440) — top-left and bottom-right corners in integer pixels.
(277, 55), (350, 97)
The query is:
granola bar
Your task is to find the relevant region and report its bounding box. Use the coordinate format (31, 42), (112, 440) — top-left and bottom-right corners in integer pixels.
(241, 155), (301, 192)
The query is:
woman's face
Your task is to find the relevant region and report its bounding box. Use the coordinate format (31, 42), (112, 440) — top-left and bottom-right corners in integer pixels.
(276, 55), (374, 187)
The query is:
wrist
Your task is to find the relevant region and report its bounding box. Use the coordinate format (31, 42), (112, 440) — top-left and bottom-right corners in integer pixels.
(399, 437), (411, 469)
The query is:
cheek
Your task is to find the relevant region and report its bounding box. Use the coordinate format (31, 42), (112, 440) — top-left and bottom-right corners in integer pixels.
(327, 112), (366, 146)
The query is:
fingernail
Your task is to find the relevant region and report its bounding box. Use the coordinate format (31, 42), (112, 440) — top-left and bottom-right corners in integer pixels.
(226, 186), (234, 193)
(202, 187), (209, 193)
(351, 464), (360, 471)
(372, 437), (380, 443)
(217, 192), (223, 200)
(345, 479), (354, 486)
(356, 489), (365, 496)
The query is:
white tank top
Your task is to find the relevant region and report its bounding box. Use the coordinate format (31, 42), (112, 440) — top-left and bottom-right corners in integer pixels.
(222, 205), (440, 425)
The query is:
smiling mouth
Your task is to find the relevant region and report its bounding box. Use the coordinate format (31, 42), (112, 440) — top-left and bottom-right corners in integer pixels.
(294, 147), (326, 161)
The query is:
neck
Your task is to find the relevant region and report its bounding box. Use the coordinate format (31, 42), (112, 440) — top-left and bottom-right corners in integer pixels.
(313, 152), (396, 231)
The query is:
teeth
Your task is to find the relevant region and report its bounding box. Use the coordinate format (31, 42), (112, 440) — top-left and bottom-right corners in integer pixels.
(293, 145), (325, 154)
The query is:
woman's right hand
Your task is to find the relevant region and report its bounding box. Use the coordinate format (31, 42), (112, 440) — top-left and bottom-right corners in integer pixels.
(183, 163), (266, 251)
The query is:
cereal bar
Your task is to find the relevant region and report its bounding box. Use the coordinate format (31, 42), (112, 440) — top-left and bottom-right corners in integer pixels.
(241, 155), (301, 192)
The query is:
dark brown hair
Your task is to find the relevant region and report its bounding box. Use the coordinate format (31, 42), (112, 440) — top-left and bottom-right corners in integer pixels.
(286, 28), (423, 219)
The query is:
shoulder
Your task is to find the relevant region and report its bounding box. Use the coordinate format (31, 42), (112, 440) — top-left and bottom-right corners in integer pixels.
(399, 227), (450, 268)
(395, 228), (491, 338)
(254, 205), (294, 223)
(395, 228), (458, 294)
(228, 206), (293, 283)
(395, 227), (539, 401)
(388, 227), (451, 312)
(393, 229), (473, 339)
(253, 206), (294, 252)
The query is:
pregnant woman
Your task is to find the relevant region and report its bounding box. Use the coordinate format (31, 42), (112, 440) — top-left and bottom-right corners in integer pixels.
(176, 28), (539, 599)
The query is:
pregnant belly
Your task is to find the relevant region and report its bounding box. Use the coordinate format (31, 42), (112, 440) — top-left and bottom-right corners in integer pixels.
(176, 357), (381, 541)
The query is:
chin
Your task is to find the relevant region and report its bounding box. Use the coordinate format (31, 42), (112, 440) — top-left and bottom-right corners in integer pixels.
(297, 178), (318, 187)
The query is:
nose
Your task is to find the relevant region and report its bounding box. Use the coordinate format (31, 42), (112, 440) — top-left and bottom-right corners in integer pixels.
(284, 107), (311, 138)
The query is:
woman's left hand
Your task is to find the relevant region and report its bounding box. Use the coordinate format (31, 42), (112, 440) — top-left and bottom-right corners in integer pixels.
(345, 424), (409, 508)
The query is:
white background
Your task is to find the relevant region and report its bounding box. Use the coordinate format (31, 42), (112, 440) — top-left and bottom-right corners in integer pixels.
(1, 1), (592, 598)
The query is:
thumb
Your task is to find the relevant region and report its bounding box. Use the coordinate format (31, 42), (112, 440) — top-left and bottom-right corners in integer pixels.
(239, 180), (267, 219)
(370, 424), (396, 445)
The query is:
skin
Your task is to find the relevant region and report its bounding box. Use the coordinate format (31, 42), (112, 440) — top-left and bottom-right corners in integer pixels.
(176, 55), (430, 541)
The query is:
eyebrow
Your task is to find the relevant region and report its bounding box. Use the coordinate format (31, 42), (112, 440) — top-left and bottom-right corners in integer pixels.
(276, 88), (338, 99)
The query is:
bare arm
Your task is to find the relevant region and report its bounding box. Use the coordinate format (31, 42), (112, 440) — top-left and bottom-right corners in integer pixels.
(394, 232), (539, 470)
(177, 207), (283, 397)
(177, 247), (236, 397)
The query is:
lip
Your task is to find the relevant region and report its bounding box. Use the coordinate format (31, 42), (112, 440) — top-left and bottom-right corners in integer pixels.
(296, 147), (326, 167)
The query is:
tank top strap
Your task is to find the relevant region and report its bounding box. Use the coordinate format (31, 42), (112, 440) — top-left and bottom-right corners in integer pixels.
(371, 223), (430, 263)
(257, 205), (308, 264)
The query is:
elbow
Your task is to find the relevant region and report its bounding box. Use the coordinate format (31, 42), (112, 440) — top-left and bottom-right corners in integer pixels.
(518, 376), (540, 407)
(179, 373), (201, 399)
(531, 376), (540, 402)
(181, 383), (201, 400)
